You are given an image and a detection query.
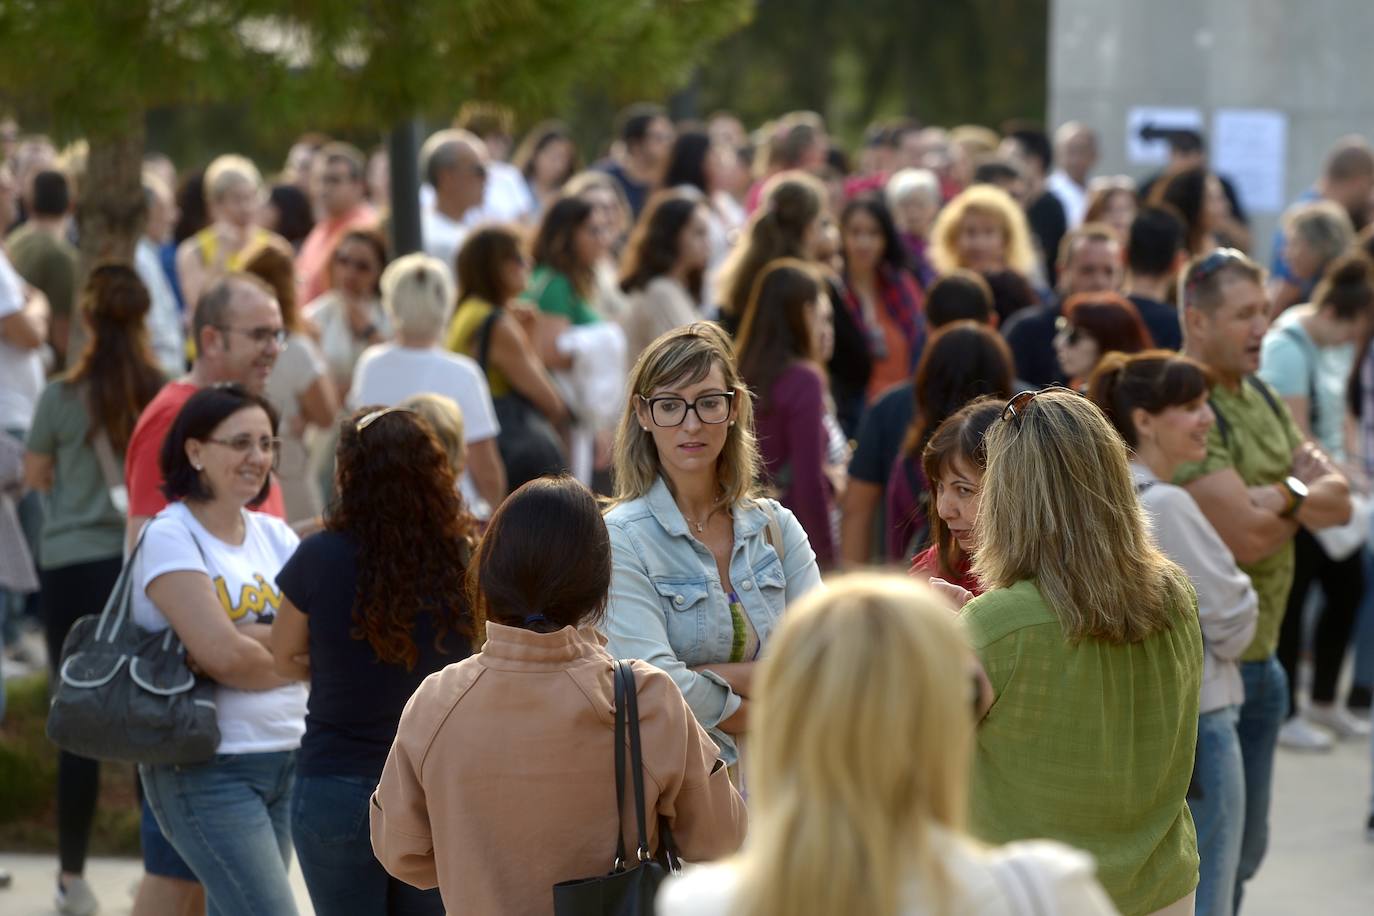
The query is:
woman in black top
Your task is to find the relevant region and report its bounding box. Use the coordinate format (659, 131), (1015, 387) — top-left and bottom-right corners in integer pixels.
(272, 405), (476, 916)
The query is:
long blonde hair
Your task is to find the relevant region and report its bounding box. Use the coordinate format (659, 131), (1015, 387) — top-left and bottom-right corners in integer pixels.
(972, 389), (1192, 642)
(735, 574), (974, 916)
(609, 322), (760, 509)
(928, 184), (1037, 278)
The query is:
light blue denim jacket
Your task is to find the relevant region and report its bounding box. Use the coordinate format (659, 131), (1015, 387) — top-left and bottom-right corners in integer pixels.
(602, 476), (822, 763)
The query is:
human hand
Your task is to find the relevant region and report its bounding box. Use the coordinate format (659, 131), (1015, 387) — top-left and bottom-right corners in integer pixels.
(928, 577), (973, 610)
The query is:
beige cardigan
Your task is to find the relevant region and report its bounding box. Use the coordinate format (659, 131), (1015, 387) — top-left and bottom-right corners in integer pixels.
(371, 621), (747, 915)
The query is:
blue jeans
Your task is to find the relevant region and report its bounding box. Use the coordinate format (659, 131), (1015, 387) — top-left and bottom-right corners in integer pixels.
(1191, 706), (1245, 916)
(1233, 656), (1288, 913)
(141, 751), (299, 916)
(291, 773), (444, 916)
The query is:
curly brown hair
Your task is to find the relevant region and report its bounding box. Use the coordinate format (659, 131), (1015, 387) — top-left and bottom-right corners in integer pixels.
(328, 406), (477, 669)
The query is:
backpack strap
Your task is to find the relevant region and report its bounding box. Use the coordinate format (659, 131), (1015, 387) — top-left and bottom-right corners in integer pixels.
(1210, 375), (1285, 448)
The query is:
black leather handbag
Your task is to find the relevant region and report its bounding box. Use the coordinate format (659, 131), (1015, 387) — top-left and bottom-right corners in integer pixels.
(552, 659), (681, 915)
(476, 309), (567, 488)
(46, 523), (220, 765)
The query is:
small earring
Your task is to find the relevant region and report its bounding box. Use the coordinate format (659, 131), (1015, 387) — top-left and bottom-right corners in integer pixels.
(192, 463), (203, 471)
(728, 420), (736, 427)
(640, 426), (648, 432)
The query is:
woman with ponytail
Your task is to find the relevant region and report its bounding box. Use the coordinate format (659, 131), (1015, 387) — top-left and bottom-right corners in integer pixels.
(23, 263), (167, 913)
(371, 477), (746, 914)
(1262, 252), (1374, 747)
(1088, 350), (1258, 916)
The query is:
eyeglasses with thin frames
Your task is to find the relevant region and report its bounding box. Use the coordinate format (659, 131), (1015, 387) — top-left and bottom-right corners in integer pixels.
(639, 391), (736, 428)
(205, 435), (282, 470)
(217, 326), (287, 348)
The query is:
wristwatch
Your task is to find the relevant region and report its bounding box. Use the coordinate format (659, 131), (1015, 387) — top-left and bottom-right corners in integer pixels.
(1277, 476), (1309, 518)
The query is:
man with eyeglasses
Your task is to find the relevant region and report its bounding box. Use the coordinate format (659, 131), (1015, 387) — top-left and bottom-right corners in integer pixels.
(296, 142), (378, 303)
(1175, 248), (1351, 910)
(419, 129), (489, 272)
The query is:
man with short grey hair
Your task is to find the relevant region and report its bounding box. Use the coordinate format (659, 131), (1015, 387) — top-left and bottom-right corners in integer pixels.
(419, 129), (488, 271)
(1046, 121), (1098, 227)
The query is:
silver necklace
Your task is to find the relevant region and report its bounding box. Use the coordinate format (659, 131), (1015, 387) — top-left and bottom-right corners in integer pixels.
(682, 506), (716, 534)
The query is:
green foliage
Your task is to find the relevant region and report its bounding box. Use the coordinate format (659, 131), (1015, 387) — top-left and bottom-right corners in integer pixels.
(0, 0), (754, 139)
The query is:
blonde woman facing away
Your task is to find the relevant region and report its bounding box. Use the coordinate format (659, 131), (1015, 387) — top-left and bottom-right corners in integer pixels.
(945, 389), (1201, 916)
(659, 574), (1119, 916)
(602, 322), (821, 766)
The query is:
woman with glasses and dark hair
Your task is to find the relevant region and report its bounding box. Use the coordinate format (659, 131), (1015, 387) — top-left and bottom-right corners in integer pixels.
(603, 322), (822, 768)
(371, 476), (746, 913)
(937, 388), (1202, 916)
(23, 263), (167, 914)
(302, 226), (391, 404)
(132, 383), (308, 916)
(1053, 292), (1154, 388)
(270, 406), (475, 916)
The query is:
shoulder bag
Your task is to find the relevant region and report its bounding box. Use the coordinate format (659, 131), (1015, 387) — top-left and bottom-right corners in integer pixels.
(552, 659), (681, 915)
(46, 518), (221, 765)
(476, 309), (568, 488)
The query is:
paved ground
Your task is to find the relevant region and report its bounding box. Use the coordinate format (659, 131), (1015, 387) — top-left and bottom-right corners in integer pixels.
(0, 736), (1369, 915)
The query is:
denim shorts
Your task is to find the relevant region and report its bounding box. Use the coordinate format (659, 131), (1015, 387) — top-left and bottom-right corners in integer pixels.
(140, 796), (197, 881)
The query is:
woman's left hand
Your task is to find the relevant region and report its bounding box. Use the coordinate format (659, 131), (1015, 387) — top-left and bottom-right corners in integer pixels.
(928, 577), (973, 611)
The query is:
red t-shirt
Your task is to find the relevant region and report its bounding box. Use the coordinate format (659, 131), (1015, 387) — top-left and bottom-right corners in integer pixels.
(125, 380), (286, 519)
(909, 545), (982, 596)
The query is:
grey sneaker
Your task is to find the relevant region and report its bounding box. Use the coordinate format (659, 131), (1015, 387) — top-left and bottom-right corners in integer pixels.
(55, 874), (99, 916)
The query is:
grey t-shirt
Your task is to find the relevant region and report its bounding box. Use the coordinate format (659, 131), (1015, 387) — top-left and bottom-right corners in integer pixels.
(26, 379), (126, 568)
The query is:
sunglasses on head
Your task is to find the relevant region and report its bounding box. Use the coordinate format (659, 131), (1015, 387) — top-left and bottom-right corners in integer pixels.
(1000, 386), (1081, 426)
(1184, 248), (1248, 293)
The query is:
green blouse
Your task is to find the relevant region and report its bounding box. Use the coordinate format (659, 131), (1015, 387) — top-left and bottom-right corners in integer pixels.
(962, 579), (1202, 916)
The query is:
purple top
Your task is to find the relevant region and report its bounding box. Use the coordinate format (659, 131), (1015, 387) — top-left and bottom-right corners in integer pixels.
(754, 362), (835, 568)
(884, 450), (928, 563)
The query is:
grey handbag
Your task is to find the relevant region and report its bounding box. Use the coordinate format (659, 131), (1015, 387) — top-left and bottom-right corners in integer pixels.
(46, 522), (221, 765)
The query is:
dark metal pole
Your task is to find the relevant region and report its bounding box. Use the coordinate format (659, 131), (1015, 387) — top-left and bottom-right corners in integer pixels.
(388, 119), (423, 256)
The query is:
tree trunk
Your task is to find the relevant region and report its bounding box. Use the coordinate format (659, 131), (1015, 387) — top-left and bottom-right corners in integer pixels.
(70, 109), (145, 358)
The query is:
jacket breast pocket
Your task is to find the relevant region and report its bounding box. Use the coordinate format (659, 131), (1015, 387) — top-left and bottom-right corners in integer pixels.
(651, 576), (713, 665)
(749, 557), (789, 624)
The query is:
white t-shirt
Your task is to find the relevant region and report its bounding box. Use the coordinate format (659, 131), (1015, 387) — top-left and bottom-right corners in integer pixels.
(131, 502), (307, 755)
(135, 238), (186, 379)
(349, 343), (500, 443)
(420, 206), (469, 277)
(466, 161), (536, 225)
(0, 249), (45, 430)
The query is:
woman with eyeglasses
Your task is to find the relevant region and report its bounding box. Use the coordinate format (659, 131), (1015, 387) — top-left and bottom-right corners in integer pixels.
(302, 227), (391, 404)
(1052, 293), (1154, 389)
(270, 406), (474, 916)
(938, 388), (1202, 916)
(132, 384), (308, 916)
(603, 322), (822, 769)
(659, 574), (1118, 916)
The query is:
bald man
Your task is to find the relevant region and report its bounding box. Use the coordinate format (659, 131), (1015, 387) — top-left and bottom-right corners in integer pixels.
(419, 129), (489, 271)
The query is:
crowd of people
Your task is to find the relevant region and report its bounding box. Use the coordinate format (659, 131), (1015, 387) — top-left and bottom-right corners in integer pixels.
(2, 101), (1373, 916)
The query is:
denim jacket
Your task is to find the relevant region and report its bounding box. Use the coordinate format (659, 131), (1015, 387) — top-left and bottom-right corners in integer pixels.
(602, 476), (822, 763)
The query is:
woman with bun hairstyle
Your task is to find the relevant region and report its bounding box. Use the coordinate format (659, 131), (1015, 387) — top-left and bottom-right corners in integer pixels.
(1089, 350), (1258, 916)
(1261, 252), (1374, 746)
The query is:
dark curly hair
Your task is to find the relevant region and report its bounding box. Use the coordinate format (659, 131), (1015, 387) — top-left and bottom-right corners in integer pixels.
(328, 406), (477, 669)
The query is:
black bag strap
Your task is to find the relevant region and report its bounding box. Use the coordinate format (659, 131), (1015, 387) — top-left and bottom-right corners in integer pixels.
(620, 660), (653, 864)
(476, 308), (502, 373)
(1280, 322), (1322, 433)
(611, 659), (629, 871)
(1210, 375), (1285, 448)
(94, 524), (151, 645)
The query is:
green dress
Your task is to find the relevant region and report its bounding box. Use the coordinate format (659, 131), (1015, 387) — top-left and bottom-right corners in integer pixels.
(962, 579), (1202, 916)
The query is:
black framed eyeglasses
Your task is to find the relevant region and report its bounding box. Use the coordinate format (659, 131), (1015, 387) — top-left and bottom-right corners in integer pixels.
(640, 391), (736, 428)
(1000, 386), (1080, 426)
(218, 326), (287, 348)
(1184, 248), (1248, 293)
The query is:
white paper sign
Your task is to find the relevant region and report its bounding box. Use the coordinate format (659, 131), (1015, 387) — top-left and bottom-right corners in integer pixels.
(1125, 107), (1205, 165)
(1212, 108), (1287, 214)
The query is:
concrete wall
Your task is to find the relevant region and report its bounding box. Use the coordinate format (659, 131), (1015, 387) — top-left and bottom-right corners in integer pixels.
(1049, 0), (1374, 252)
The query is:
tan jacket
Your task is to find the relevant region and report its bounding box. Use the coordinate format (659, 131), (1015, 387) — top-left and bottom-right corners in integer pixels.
(371, 622), (747, 915)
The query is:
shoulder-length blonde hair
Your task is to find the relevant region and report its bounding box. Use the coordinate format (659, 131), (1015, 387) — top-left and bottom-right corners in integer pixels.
(735, 573), (974, 916)
(928, 184), (1037, 279)
(973, 389), (1192, 643)
(609, 322), (760, 509)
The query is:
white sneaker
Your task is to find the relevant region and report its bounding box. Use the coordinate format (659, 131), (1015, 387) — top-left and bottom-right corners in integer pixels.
(1305, 704), (1373, 739)
(55, 874), (99, 916)
(1277, 716), (1334, 752)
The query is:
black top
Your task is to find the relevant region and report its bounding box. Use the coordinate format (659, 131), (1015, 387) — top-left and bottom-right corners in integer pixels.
(1026, 191), (1068, 288)
(1001, 299), (1066, 388)
(848, 381), (915, 487)
(825, 276), (873, 439)
(597, 160), (650, 219)
(1127, 293), (1183, 351)
(276, 530), (471, 779)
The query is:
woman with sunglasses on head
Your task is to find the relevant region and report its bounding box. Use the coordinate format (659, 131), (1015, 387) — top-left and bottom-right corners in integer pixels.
(302, 227), (391, 404)
(660, 574), (1117, 916)
(132, 384), (308, 916)
(603, 322), (822, 769)
(1088, 351), (1258, 916)
(942, 388), (1202, 916)
(270, 406), (474, 916)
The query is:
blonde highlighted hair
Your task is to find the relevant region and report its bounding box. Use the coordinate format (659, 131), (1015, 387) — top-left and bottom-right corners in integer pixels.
(401, 393), (467, 478)
(204, 154), (263, 204)
(609, 322), (759, 509)
(973, 389), (1192, 643)
(928, 184), (1037, 278)
(734, 573), (974, 916)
